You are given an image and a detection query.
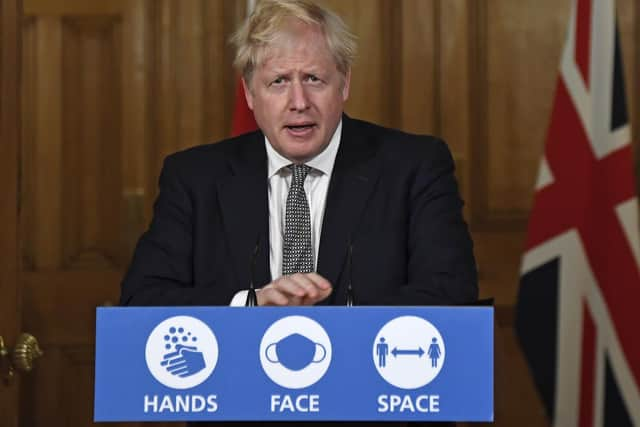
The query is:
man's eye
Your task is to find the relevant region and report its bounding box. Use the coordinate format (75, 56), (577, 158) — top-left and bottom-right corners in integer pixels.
(306, 75), (320, 83)
(271, 77), (286, 85)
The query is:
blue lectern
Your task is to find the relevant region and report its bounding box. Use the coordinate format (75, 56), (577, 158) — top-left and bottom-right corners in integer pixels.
(95, 306), (493, 422)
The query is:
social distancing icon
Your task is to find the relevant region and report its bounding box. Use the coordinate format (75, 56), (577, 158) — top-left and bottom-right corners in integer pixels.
(372, 316), (445, 389)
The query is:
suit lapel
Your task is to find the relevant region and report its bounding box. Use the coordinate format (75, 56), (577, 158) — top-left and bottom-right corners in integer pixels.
(317, 116), (380, 302)
(217, 133), (271, 290)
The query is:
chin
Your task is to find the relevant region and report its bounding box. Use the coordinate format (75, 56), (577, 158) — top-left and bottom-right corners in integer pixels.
(283, 144), (321, 162)
(285, 152), (313, 163)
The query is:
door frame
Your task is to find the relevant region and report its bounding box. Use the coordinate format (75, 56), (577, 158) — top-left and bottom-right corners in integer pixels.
(0, 0), (22, 424)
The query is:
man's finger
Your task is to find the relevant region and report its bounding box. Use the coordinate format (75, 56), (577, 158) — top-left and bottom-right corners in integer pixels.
(305, 272), (332, 290)
(291, 273), (332, 305)
(256, 286), (290, 306)
(301, 284), (332, 305)
(268, 274), (315, 298)
(285, 273), (322, 299)
(274, 273), (332, 298)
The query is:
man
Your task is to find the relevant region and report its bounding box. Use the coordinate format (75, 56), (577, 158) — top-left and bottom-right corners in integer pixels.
(121, 0), (477, 309)
(121, 1), (476, 423)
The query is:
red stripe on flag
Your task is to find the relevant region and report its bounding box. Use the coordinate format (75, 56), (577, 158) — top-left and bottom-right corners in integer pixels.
(578, 303), (596, 427)
(231, 77), (258, 136)
(575, 0), (592, 88)
(525, 78), (594, 250)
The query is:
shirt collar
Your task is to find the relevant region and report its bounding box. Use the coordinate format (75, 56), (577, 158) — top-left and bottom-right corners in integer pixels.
(265, 120), (342, 178)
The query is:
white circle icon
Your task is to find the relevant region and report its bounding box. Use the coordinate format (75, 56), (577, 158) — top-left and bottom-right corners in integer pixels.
(259, 316), (332, 389)
(145, 316), (218, 389)
(373, 316), (445, 389)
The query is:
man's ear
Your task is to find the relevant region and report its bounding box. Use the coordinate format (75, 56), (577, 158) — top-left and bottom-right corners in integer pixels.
(341, 69), (351, 101)
(241, 77), (254, 110)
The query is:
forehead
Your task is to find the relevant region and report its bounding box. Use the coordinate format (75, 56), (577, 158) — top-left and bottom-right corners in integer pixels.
(257, 22), (336, 71)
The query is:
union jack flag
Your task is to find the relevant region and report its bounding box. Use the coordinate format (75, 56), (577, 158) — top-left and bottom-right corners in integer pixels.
(515, 0), (640, 426)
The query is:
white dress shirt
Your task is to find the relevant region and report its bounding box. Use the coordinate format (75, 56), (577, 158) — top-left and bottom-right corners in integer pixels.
(229, 120), (342, 306)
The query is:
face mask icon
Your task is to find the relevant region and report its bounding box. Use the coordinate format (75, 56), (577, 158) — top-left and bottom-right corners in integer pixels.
(265, 333), (326, 371)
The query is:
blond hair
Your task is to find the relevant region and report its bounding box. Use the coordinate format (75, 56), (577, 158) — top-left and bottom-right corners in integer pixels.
(231, 0), (357, 83)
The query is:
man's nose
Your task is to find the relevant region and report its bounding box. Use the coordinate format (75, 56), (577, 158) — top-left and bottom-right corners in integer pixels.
(289, 81), (310, 111)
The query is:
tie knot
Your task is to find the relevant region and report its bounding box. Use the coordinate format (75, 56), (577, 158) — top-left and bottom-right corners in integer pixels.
(289, 164), (311, 183)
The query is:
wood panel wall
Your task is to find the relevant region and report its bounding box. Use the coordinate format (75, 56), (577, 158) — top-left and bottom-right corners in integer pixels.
(16, 0), (640, 426)
(148, 0), (241, 220)
(20, 0), (640, 271)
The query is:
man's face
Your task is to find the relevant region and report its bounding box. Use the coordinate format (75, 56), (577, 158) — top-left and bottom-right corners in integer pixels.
(243, 23), (350, 163)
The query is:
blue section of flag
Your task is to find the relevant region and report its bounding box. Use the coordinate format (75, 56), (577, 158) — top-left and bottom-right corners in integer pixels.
(515, 258), (560, 420)
(604, 355), (633, 427)
(610, 25), (627, 132)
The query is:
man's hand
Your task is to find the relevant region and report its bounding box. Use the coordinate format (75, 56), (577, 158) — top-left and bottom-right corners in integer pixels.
(257, 272), (332, 306)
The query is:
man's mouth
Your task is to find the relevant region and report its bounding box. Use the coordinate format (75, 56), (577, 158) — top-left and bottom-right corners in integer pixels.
(285, 123), (316, 136)
(285, 123), (316, 131)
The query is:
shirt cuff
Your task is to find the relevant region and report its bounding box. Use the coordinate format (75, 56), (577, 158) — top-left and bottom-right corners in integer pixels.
(230, 290), (249, 306)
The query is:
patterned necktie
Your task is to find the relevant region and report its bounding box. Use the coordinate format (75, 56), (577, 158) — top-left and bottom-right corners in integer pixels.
(282, 164), (313, 275)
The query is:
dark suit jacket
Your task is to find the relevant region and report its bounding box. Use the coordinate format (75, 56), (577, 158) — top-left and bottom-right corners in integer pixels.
(120, 115), (476, 427)
(121, 115), (477, 307)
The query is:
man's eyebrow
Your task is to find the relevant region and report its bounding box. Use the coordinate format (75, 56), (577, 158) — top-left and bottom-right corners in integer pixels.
(265, 69), (291, 77)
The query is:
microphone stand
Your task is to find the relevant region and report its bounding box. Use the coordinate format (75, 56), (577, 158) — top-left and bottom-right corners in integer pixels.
(346, 242), (356, 306)
(245, 237), (260, 306)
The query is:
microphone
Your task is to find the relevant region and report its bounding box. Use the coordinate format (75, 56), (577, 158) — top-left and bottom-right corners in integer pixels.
(346, 240), (356, 306)
(245, 236), (260, 306)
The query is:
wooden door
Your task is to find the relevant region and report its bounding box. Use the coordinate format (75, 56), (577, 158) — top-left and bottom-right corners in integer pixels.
(16, 0), (240, 425)
(19, 1), (147, 425)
